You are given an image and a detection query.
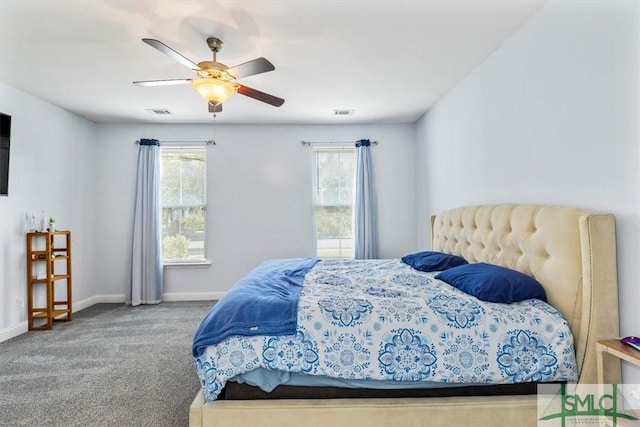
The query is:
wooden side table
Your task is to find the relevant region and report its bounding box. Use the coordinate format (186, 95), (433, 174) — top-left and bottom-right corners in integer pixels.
(26, 231), (73, 330)
(596, 339), (640, 384)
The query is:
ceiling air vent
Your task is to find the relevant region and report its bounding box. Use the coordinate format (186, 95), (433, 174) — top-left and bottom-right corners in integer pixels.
(146, 109), (172, 115)
(333, 109), (355, 116)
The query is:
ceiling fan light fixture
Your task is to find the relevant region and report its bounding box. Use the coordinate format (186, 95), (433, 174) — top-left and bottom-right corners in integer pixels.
(191, 78), (239, 105)
(137, 38), (283, 110)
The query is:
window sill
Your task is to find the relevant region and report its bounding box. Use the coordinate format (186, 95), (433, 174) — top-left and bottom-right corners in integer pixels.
(163, 260), (212, 269)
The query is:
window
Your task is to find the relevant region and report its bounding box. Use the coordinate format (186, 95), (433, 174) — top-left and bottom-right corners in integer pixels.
(160, 146), (207, 262)
(312, 147), (356, 258)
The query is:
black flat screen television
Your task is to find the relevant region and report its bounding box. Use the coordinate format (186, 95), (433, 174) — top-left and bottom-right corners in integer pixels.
(0, 113), (10, 196)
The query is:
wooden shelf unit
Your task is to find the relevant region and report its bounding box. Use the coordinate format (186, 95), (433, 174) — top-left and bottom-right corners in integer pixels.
(26, 231), (73, 330)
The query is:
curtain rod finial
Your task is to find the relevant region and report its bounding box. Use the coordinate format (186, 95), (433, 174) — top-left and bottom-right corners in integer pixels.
(300, 140), (379, 147)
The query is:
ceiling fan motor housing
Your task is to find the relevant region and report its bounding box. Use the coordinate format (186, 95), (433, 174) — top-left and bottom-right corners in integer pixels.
(207, 37), (224, 52)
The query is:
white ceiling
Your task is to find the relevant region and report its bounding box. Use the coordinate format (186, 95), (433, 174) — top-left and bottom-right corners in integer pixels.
(0, 1), (547, 125)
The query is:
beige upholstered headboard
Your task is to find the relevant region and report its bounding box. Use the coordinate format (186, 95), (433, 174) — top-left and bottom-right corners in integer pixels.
(430, 204), (620, 384)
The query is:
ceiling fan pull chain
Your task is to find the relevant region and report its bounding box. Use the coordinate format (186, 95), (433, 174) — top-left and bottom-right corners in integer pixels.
(212, 112), (217, 144)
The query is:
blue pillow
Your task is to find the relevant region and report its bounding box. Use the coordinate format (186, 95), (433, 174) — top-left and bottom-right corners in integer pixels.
(434, 262), (547, 303)
(401, 251), (468, 272)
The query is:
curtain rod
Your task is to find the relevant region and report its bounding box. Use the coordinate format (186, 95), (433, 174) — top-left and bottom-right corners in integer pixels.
(300, 140), (379, 146)
(134, 139), (216, 145)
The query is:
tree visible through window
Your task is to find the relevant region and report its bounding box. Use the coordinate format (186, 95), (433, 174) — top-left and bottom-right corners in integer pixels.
(312, 147), (355, 258)
(160, 146), (206, 262)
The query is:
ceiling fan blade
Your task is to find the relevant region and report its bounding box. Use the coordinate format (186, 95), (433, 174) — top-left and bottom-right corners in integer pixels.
(208, 102), (223, 113)
(227, 57), (275, 80)
(133, 79), (192, 87)
(142, 38), (200, 70)
(237, 84), (284, 107)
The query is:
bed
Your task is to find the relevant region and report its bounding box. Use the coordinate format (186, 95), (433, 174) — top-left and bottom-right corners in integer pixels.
(189, 204), (621, 427)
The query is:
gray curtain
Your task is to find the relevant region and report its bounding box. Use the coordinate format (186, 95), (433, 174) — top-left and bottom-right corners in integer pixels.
(353, 139), (378, 259)
(128, 138), (163, 306)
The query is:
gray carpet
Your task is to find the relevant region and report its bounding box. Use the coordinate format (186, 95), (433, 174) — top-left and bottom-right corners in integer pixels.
(0, 301), (215, 426)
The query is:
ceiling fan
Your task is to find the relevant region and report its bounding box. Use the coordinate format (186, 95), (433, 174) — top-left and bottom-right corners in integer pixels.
(134, 37), (284, 113)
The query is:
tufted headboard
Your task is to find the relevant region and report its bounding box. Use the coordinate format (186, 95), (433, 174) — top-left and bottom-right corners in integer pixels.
(430, 204), (620, 384)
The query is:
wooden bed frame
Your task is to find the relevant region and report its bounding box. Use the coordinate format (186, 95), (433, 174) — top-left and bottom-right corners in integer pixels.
(189, 204), (621, 427)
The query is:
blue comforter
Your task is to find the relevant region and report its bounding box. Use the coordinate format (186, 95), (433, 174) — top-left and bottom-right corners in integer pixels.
(193, 259), (579, 402)
(192, 257), (320, 357)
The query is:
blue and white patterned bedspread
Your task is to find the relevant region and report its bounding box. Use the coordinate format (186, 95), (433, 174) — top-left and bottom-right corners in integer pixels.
(194, 259), (578, 401)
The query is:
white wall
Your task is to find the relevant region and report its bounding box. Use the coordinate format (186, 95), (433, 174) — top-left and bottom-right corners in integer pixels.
(95, 123), (416, 298)
(415, 0), (639, 383)
(0, 82), (98, 335)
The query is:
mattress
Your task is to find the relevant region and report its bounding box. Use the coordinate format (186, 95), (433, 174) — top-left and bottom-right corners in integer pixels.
(193, 258), (578, 402)
(221, 378), (542, 400)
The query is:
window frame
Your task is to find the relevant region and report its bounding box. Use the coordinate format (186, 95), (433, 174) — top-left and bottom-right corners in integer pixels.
(311, 146), (356, 259)
(159, 143), (209, 266)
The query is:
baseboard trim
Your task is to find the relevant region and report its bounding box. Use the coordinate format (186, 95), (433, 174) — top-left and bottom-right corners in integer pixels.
(0, 321), (28, 343)
(73, 294), (127, 311)
(162, 291), (223, 301)
(0, 292), (221, 343)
